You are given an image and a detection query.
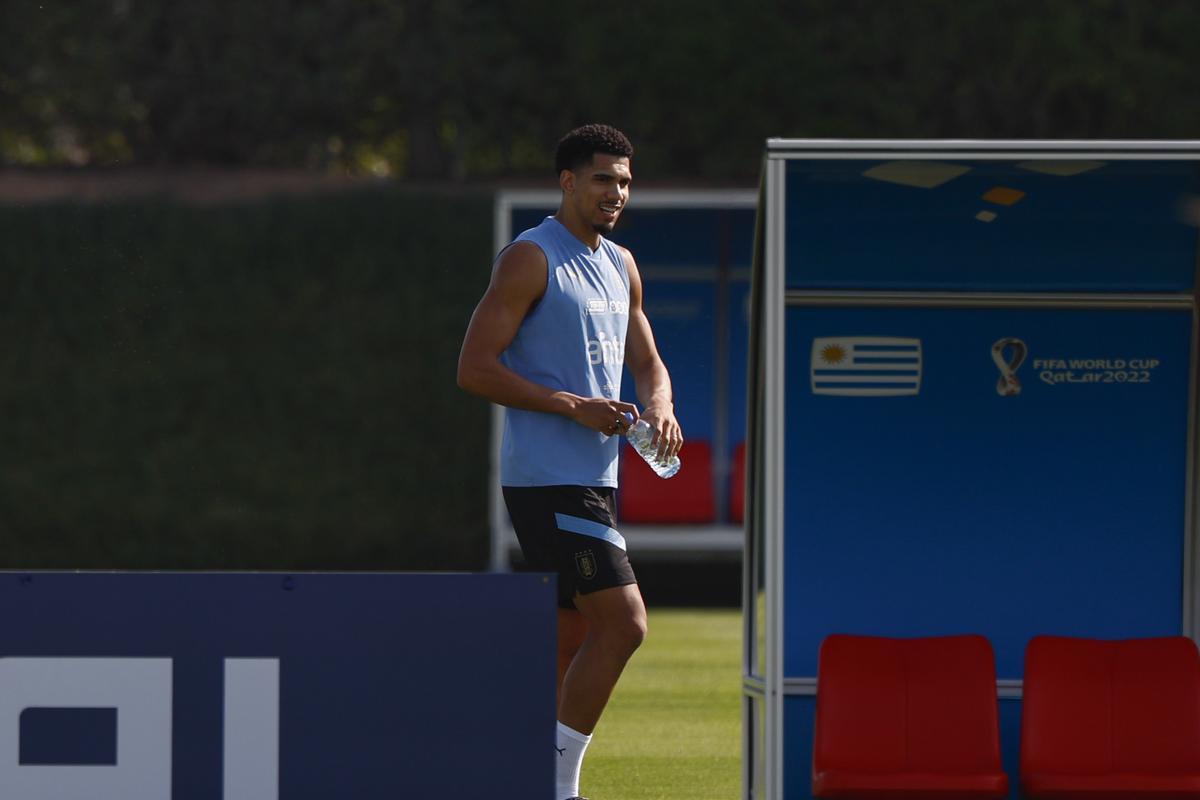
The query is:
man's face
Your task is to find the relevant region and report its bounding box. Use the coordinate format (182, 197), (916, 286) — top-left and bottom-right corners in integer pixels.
(568, 153), (632, 234)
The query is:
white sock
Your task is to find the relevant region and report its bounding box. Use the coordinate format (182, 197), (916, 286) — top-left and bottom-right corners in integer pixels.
(556, 721), (592, 800)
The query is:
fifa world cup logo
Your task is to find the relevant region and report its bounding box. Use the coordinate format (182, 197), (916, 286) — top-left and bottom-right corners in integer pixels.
(991, 338), (1027, 396)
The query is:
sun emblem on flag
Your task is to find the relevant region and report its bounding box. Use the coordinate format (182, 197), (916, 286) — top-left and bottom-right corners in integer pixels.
(820, 344), (847, 365)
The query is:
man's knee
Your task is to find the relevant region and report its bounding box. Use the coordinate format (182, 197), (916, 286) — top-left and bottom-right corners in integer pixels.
(624, 613), (648, 653)
(575, 584), (647, 654)
(601, 608), (646, 657)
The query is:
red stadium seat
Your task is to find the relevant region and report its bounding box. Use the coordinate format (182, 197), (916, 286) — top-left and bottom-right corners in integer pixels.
(729, 441), (746, 524)
(618, 439), (714, 524)
(813, 634), (1009, 799)
(1021, 635), (1200, 799)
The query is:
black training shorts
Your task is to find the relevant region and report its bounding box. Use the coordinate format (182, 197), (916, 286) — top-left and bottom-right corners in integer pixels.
(502, 485), (637, 609)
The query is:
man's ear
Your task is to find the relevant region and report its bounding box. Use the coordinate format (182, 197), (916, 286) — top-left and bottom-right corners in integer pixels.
(559, 168), (575, 195)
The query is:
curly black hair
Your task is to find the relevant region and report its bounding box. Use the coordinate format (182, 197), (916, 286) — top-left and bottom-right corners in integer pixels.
(554, 124), (634, 175)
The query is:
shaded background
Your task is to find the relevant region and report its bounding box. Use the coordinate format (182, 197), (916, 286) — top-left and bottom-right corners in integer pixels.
(0, 0), (1197, 571)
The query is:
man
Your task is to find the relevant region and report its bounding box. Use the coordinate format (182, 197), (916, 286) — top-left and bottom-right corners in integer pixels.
(458, 124), (682, 800)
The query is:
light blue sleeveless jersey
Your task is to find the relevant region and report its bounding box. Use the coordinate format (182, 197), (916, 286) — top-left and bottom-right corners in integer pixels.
(500, 217), (630, 487)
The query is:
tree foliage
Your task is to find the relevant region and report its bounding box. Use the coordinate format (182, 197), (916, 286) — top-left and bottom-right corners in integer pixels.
(2, 0), (1198, 182)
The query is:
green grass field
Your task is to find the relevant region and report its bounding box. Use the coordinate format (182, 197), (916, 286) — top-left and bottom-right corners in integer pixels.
(586, 607), (741, 799)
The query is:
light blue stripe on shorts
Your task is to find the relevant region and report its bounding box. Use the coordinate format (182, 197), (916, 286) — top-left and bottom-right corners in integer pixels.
(554, 513), (627, 552)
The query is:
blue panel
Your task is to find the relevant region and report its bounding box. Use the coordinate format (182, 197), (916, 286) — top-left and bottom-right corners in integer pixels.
(784, 159), (1199, 291)
(610, 208), (746, 272)
(510, 207), (553, 236)
(726, 209), (757, 269)
(622, 280), (717, 441)
(512, 206), (756, 271)
(784, 695), (815, 799)
(998, 698), (1022, 800)
(727, 279), (752, 452)
(0, 572), (555, 799)
(783, 306), (1192, 678)
(786, 695), (1024, 799)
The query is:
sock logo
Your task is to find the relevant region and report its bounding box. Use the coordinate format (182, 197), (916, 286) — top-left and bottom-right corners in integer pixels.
(555, 746), (566, 757)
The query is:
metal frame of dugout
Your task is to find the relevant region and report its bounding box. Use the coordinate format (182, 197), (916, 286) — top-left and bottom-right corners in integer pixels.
(743, 140), (1200, 799)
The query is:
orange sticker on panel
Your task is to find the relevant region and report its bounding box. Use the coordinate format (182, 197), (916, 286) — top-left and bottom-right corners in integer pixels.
(982, 186), (1026, 206)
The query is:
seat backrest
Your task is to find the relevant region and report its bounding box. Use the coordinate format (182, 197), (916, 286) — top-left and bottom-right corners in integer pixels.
(618, 439), (714, 524)
(729, 441), (746, 524)
(1022, 636), (1200, 775)
(814, 634), (1003, 774)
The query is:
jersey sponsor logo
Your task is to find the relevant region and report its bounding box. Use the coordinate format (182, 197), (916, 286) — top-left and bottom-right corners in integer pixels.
(587, 331), (624, 366)
(585, 298), (629, 316)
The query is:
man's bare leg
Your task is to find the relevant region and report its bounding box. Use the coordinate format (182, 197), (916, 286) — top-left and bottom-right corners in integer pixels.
(554, 583), (646, 798)
(558, 583), (648, 734)
(557, 608), (588, 707)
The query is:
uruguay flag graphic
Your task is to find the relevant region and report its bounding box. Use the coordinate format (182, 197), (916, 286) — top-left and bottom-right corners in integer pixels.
(810, 337), (923, 396)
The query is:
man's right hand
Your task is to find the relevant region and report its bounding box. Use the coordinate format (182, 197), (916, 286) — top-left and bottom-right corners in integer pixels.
(569, 397), (640, 437)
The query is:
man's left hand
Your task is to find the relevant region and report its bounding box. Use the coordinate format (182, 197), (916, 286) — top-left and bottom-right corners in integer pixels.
(638, 404), (683, 463)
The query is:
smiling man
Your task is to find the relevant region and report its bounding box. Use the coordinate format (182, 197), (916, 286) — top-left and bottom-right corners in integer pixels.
(458, 124), (683, 800)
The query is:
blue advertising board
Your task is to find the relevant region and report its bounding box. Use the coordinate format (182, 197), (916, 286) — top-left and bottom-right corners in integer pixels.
(0, 572), (555, 799)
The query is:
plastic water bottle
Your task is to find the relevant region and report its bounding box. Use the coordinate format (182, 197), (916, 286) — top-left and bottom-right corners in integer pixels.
(623, 413), (681, 478)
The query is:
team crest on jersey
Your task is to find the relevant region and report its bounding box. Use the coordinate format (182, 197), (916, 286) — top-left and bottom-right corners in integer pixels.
(575, 550), (598, 580)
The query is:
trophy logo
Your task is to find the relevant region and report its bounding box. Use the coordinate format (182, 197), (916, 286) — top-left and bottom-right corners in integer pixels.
(991, 338), (1027, 396)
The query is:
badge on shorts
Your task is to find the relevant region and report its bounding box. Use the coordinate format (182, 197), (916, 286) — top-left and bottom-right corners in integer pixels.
(575, 550), (597, 580)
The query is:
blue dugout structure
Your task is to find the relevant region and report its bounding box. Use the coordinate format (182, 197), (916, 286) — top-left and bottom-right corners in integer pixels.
(490, 190), (757, 569)
(744, 140), (1200, 799)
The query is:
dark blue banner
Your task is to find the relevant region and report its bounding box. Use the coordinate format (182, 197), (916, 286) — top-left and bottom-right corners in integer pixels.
(0, 572), (555, 799)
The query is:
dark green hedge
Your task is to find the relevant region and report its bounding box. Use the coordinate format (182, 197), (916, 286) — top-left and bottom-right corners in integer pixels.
(0, 189), (494, 569)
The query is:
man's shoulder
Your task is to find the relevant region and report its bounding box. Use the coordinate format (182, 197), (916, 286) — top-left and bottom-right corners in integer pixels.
(492, 240), (548, 295)
(501, 239), (547, 262)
